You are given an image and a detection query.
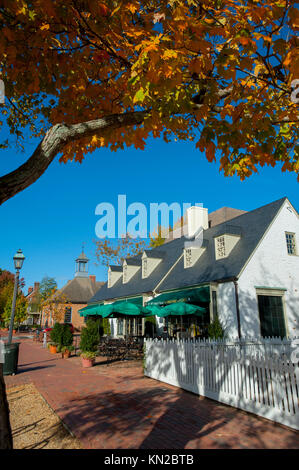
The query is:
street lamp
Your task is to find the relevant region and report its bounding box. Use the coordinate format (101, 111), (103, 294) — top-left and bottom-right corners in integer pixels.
(8, 249), (25, 344)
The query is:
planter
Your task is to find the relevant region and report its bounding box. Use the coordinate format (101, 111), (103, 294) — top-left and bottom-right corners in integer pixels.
(13, 330), (16, 334)
(49, 345), (57, 354)
(62, 350), (71, 359)
(81, 357), (95, 368)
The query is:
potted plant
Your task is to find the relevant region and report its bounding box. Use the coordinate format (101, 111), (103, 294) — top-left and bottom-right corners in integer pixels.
(79, 319), (100, 368)
(48, 342), (57, 354)
(60, 324), (74, 358)
(61, 345), (74, 359)
(49, 323), (63, 353)
(81, 351), (97, 367)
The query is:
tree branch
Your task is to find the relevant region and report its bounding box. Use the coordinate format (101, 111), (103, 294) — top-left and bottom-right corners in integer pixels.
(0, 111), (148, 205)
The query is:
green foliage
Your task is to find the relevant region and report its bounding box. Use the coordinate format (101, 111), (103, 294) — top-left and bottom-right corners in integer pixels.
(81, 351), (97, 360)
(3, 294), (28, 325)
(50, 322), (63, 346)
(80, 320), (100, 353)
(208, 316), (225, 340)
(39, 276), (57, 300)
(61, 345), (74, 353)
(144, 316), (157, 337)
(61, 324), (73, 347)
(50, 322), (73, 347)
(98, 317), (111, 337)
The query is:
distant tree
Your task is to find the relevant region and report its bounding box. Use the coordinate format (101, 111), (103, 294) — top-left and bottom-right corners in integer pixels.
(2, 294), (28, 326)
(39, 276), (57, 301)
(95, 234), (148, 267)
(41, 291), (69, 326)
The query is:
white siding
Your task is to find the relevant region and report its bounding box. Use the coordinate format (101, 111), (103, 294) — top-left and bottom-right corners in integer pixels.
(238, 200), (299, 337)
(217, 281), (239, 338)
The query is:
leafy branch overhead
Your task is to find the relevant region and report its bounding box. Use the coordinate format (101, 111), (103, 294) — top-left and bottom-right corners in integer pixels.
(0, 0), (298, 203)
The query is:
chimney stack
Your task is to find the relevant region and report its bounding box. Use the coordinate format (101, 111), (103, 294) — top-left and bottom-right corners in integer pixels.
(34, 282), (40, 291)
(89, 275), (96, 283)
(186, 206), (208, 237)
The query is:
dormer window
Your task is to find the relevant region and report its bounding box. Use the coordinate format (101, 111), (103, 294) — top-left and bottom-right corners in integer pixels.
(216, 236), (226, 259)
(183, 243), (207, 268)
(123, 264), (128, 283)
(214, 226), (242, 260)
(142, 250), (165, 278)
(122, 259), (140, 283)
(108, 266), (122, 288)
(142, 257), (148, 278)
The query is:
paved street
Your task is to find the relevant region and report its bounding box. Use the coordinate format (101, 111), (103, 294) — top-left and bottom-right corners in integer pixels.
(3, 337), (299, 449)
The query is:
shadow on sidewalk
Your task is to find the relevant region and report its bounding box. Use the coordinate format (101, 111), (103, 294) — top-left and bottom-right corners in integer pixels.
(18, 365), (56, 373)
(53, 385), (299, 449)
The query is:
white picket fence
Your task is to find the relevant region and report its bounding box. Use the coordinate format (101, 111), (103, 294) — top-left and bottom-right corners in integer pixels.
(144, 338), (299, 430)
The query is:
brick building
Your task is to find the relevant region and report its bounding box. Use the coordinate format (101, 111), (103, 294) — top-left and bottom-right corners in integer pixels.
(41, 251), (104, 330)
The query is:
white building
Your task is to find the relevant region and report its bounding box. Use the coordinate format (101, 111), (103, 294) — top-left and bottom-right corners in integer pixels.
(86, 197), (299, 340)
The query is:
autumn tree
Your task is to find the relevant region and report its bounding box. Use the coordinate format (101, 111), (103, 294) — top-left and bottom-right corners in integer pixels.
(95, 234), (147, 266)
(0, 270), (14, 321)
(41, 291), (69, 326)
(2, 293), (28, 326)
(0, 0), (298, 205)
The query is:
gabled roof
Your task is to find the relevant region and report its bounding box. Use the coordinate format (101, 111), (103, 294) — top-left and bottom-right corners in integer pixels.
(158, 197), (288, 292)
(57, 277), (104, 304)
(89, 197), (289, 303)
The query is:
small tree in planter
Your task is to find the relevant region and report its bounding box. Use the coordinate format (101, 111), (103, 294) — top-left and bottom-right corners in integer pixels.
(49, 323), (63, 353)
(79, 320), (100, 367)
(61, 324), (74, 358)
(208, 316), (225, 340)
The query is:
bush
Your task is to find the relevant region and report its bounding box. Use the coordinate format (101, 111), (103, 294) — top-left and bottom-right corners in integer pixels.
(61, 324), (73, 347)
(80, 319), (100, 353)
(208, 316), (225, 340)
(50, 323), (63, 345)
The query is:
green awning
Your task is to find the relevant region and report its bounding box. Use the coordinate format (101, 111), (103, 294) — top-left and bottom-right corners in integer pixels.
(113, 296), (143, 306)
(101, 301), (152, 318)
(79, 296), (143, 317)
(79, 303), (105, 317)
(146, 302), (205, 317)
(147, 286), (210, 306)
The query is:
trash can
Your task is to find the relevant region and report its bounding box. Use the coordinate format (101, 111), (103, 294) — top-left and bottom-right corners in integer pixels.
(3, 342), (20, 376)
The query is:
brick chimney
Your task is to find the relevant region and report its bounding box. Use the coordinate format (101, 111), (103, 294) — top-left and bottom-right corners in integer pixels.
(89, 275), (96, 283)
(28, 287), (33, 295)
(34, 282), (40, 291)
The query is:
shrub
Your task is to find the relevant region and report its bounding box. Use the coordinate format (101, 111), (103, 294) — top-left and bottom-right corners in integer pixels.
(61, 324), (73, 347)
(50, 323), (63, 345)
(98, 317), (111, 336)
(79, 319), (100, 353)
(208, 316), (225, 340)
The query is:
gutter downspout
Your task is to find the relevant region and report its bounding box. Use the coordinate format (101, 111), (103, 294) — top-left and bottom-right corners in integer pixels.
(233, 278), (242, 339)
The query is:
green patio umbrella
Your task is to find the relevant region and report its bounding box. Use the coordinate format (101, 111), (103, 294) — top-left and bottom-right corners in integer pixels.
(157, 302), (205, 317)
(101, 301), (153, 318)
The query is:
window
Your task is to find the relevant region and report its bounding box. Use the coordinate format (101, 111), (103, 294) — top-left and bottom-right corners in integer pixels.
(184, 248), (192, 268)
(64, 307), (72, 323)
(142, 258), (148, 278)
(257, 295), (286, 338)
(117, 318), (124, 336)
(285, 232), (296, 255)
(212, 290), (218, 319)
(123, 264), (127, 283)
(216, 236), (226, 258)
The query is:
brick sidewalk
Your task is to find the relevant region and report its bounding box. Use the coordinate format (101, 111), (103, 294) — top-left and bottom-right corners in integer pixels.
(4, 338), (299, 449)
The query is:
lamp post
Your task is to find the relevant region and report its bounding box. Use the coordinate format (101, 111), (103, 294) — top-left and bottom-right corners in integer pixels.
(7, 249), (25, 345)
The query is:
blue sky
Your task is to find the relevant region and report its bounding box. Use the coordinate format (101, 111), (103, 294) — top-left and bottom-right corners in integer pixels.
(0, 135), (298, 292)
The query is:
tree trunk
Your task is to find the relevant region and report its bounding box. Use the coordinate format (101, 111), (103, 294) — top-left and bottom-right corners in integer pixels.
(0, 364), (13, 449)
